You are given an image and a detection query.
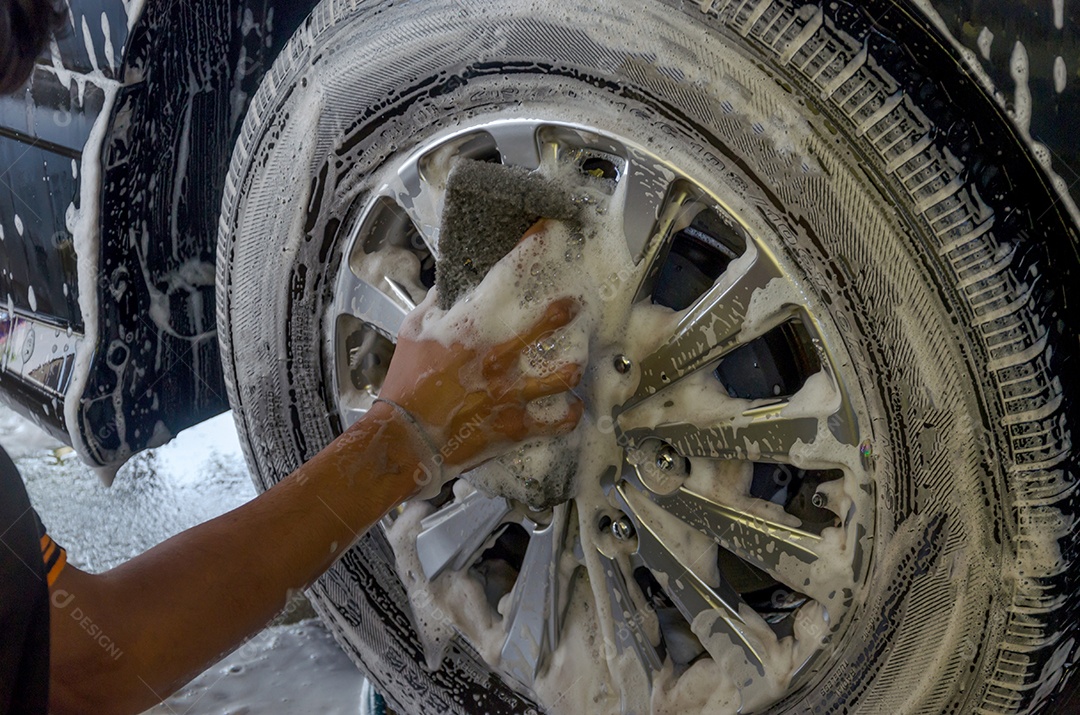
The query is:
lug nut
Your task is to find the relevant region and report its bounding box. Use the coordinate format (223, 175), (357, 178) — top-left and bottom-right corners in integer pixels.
(611, 516), (635, 541)
(655, 445), (679, 472)
(613, 354), (632, 374)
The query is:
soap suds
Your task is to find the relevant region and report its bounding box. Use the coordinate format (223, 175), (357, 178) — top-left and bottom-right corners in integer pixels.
(976, 27), (993, 60)
(1054, 56), (1067, 93)
(382, 132), (869, 714)
(65, 80), (121, 481)
(1009, 41), (1032, 136)
(81, 15), (100, 74)
(101, 12), (116, 72)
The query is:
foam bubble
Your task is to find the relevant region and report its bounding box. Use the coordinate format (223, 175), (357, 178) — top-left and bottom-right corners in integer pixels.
(976, 26), (993, 61)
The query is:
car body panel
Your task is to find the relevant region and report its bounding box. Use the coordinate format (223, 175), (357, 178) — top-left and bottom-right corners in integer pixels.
(929, 0), (1079, 187)
(0, 0), (129, 327)
(77, 0), (315, 469)
(0, 0), (316, 473)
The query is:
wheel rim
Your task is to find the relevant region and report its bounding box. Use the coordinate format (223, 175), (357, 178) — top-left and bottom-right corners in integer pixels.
(326, 117), (876, 712)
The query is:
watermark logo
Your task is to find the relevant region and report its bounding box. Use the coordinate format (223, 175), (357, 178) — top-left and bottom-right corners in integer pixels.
(51, 589), (124, 661)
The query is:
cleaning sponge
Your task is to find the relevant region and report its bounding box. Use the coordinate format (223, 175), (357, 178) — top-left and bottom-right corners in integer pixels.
(435, 158), (580, 309)
(432, 157), (588, 509)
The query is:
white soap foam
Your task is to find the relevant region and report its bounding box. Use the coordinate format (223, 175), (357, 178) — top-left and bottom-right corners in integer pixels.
(100, 12), (116, 72)
(1009, 41), (1032, 136)
(64, 79), (121, 481)
(121, 0), (147, 33)
(976, 26), (993, 60)
(382, 151), (868, 714)
(81, 15), (100, 74)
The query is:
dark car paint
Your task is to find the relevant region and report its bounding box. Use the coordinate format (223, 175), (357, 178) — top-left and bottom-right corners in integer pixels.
(0, 0), (317, 466)
(930, 0), (1079, 188)
(76, 0), (317, 466)
(0, 0), (128, 328)
(0, 0), (1076, 472)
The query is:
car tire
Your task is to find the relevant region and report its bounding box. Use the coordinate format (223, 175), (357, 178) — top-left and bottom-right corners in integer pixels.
(216, 0), (1080, 713)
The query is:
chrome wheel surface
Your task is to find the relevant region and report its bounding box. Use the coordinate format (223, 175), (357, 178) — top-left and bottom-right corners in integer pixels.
(326, 118), (876, 712)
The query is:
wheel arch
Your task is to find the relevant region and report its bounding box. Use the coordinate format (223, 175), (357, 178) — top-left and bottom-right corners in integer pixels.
(71, 0), (319, 470)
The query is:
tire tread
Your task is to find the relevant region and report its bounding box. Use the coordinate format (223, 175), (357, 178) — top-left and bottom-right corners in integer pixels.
(722, 2), (1076, 712)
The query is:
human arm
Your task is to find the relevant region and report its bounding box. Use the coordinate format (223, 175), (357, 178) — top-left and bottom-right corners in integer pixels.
(47, 296), (583, 715)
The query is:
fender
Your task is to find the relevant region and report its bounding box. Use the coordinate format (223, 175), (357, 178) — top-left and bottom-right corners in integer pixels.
(75, 0), (317, 476)
(0, 0), (316, 477)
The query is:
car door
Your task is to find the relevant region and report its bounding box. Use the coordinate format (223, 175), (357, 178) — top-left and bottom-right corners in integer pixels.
(0, 0), (134, 437)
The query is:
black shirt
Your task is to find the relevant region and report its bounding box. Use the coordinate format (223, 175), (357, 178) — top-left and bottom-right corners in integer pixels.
(0, 446), (51, 715)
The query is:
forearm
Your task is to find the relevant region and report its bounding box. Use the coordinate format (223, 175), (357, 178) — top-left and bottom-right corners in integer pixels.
(48, 281), (583, 714)
(49, 402), (425, 715)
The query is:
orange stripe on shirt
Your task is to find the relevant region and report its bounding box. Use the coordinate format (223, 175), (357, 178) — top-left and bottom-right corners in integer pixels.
(45, 548), (67, 587)
(39, 533), (67, 587)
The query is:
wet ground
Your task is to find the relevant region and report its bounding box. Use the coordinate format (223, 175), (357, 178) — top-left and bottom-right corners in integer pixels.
(0, 404), (366, 714)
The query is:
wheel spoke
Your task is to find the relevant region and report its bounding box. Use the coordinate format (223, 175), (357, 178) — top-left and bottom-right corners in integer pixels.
(623, 402), (820, 464)
(620, 148), (679, 261)
(630, 242), (792, 403)
(382, 276), (418, 311)
(600, 554), (663, 683)
(416, 491), (512, 580)
(340, 405), (367, 429)
(383, 159), (443, 254)
(484, 121), (543, 170)
(501, 508), (568, 687)
(652, 487), (823, 595)
(615, 485), (767, 674)
(338, 271), (411, 337)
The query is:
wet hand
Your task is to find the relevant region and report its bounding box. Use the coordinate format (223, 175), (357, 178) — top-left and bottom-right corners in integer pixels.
(379, 296), (585, 472)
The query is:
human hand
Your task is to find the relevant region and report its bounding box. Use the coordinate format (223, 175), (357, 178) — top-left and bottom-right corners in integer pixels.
(378, 296), (585, 476)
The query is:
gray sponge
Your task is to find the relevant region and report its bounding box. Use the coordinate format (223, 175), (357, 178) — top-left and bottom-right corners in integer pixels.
(436, 159), (580, 309)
